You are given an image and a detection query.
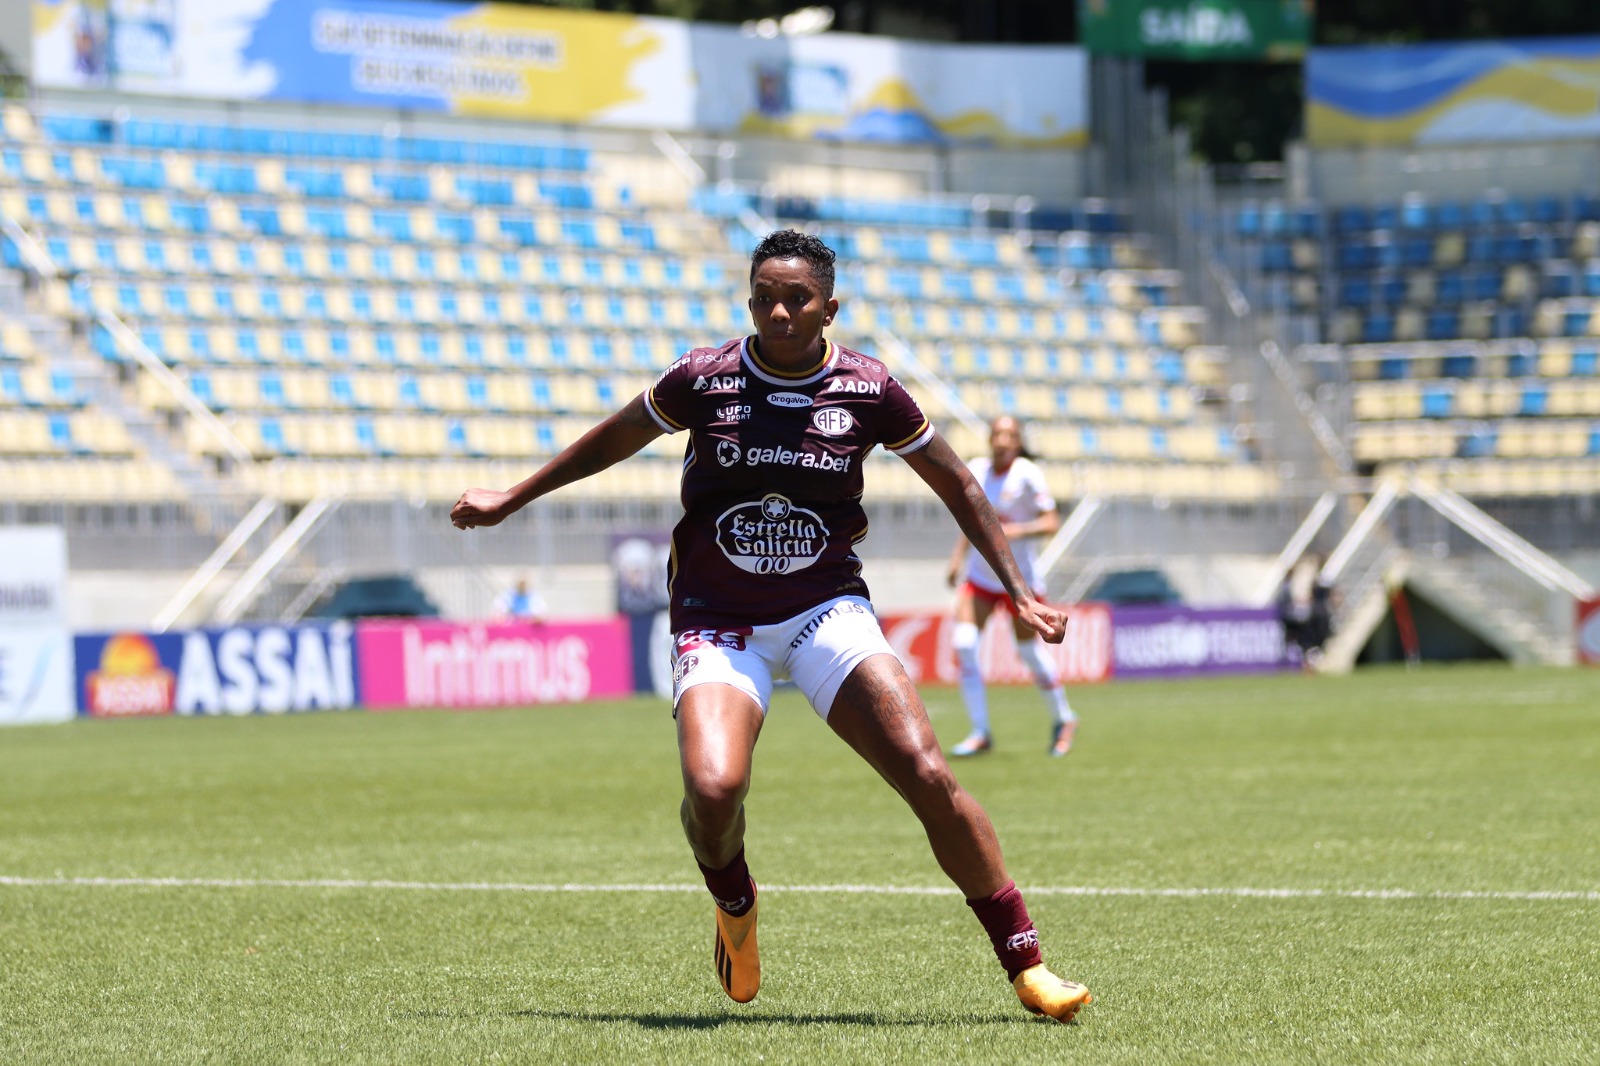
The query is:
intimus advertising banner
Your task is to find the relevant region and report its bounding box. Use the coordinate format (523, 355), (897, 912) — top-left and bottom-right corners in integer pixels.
(74, 622), (357, 717)
(0, 527), (75, 726)
(356, 618), (633, 709)
(32, 0), (1085, 146)
(1308, 37), (1600, 147)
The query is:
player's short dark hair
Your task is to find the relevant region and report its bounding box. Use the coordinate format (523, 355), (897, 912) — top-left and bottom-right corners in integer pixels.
(749, 230), (837, 298)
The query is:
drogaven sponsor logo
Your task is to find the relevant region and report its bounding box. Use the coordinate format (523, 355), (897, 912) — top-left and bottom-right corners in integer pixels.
(766, 391), (813, 408)
(714, 493), (828, 575)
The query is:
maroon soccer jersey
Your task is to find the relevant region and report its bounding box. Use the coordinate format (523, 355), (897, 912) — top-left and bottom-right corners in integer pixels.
(645, 336), (934, 630)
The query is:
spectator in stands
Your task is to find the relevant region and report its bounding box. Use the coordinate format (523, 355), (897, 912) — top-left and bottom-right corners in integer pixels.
(945, 416), (1078, 758)
(1277, 554), (1335, 670)
(495, 575), (547, 624)
(450, 230), (1090, 1024)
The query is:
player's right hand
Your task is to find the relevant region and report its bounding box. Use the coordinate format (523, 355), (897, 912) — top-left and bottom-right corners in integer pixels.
(451, 488), (515, 529)
(1016, 598), (1068, 644)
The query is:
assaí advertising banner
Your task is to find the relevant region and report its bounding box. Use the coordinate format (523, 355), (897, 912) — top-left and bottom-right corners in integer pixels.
(355, 618), (633, 709)
(74, 622), (357, 717)
(1308, 37), (1600, 147)
(32, 0), (1085, 146)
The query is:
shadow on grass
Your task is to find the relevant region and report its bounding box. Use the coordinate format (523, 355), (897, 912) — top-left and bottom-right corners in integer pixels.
(402, 1008), (1057, 1029)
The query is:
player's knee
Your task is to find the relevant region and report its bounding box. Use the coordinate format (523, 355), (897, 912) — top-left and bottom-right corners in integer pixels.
(952, 622), (981, 676)
(894, 744), (963, 816)
(684, 768), (748, 822)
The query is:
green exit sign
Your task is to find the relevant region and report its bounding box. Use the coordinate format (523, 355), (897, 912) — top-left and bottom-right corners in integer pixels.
(1080, 0), (1312, 61)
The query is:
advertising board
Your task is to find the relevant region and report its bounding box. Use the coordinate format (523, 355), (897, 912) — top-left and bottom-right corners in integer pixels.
(0, 526), (75, 726)
(356, 618), (633, 709)
(32, 0), (1085, 146)
(1111, 605), (1292, 679)
(879, 605), (1114, 686)
(1577, 598), (1600, 666)
(74, 622), (357, 717)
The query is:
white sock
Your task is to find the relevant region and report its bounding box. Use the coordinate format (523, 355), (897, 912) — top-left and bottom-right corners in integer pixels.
(1017, 638), (1075, 725)
(952, 622), (989, 736)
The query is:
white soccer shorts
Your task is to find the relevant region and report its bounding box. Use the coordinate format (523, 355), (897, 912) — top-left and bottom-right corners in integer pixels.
(670, 595), (894, 719)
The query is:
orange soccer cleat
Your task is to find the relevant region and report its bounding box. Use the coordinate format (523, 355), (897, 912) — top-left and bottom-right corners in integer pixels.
(1012, 964), (1092, 1023)
(713, 900), (760, 1003)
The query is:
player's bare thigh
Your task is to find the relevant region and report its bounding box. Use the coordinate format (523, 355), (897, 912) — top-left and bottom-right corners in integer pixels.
(826, 652), (946, 778)
(676, 682), (765, 802)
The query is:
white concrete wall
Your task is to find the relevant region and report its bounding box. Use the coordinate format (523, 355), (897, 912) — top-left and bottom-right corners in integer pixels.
(1294, 139), (1600, 206)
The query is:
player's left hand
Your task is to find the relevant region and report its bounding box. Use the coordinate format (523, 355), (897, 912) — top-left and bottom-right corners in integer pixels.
(1016, 597), (1068, 643)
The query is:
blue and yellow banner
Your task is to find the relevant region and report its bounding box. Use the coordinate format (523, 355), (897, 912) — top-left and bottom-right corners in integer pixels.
(1308, 38), (1600, 147)
(31, 0), (1084, 147)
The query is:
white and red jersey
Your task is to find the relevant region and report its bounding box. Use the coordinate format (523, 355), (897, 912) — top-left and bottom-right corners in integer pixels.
(961, 455), (1056, 595)
(645, 336), (933, 631)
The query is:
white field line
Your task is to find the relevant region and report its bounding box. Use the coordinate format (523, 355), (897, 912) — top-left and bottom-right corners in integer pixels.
(0, 876), (1595, 903)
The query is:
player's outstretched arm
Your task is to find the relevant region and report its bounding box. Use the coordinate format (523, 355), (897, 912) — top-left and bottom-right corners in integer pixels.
(451, 393), (665, 530)
(903, 433), (1067, 643)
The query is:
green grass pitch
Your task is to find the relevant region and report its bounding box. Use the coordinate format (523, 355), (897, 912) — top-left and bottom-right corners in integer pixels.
(2, 665), (1598, 1064)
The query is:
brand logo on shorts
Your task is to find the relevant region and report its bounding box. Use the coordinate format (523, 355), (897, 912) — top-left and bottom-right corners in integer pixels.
(673, 653), (699, 687)
(716, 440), (742, 467)
(811, 407), (854, 436)
(676, 629), (749, 654)
(767, 391), (813, 408)
(714, 494), (828, 576)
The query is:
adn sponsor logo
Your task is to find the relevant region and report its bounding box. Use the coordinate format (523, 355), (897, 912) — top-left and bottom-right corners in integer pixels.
(824, 378), (881, 395)
(693, 375), (746, 391)
(715, 494), (829, 575)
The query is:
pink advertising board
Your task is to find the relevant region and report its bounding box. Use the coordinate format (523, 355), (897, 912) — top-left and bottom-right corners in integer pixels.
(356, 619), (634, 710)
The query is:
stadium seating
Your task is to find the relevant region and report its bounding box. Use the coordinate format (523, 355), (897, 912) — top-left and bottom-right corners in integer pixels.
(1227, 193), (1600, 488)
(0, 101), (1252, 502)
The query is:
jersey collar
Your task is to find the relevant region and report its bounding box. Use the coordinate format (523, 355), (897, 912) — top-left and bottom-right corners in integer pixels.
(743, 336), (835, 387)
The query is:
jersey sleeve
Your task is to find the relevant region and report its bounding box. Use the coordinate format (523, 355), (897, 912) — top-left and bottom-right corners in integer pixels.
(1021, 459), (1057, 513)
(644, 353), (696, 433)
(879, 376), (934, 456)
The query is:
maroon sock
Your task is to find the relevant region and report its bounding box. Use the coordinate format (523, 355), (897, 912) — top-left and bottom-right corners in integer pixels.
(698, 848), (755, 917)
(966, 880), (1042, 980)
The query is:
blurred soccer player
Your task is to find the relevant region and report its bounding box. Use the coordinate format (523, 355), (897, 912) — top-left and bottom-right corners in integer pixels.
(945, 415), (1078, 757)
(451, 231), (1090, 1023)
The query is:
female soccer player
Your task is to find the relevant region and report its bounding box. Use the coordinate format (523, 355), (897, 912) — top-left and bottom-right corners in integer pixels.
(945, 415), (1079, 757)
(450, 231), (1090, 1023)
